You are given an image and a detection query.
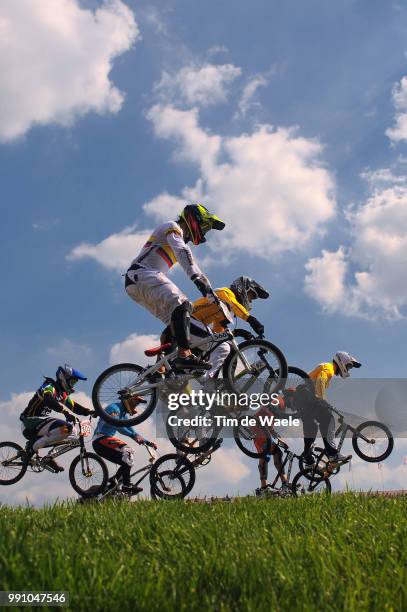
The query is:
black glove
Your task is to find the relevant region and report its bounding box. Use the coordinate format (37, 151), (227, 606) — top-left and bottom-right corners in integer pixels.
(63, 410), (76, 424)
(191, 274), (211, 297)
(247, 316), (264, 336)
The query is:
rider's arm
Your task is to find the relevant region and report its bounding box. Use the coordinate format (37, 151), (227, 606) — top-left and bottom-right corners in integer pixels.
(65, 396), (94, 416)
(308, 364), (334, 400)
(216, 288), (250, 320)
(166, 230), (203, 279)
(117, 424), (142, 439)
(314, 374), (329, 400)
(41, 387), (66, 414)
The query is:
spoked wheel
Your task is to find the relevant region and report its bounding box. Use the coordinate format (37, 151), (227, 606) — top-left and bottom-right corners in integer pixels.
(298, 449), (341, 480)
(223, 339), (288, 395)
(233, 415), (272, 458)
(150, 470), (187, 500)
(0, 442), (28, 485)
(92, 363), (157, 426)
(166, 409), (221, 455)
(352, 421), (394, 462)
(267, 366), (314, 419)
(291, 469), (332, 496)
(69, 452), (108, 497)
(150, 454), (196, 498)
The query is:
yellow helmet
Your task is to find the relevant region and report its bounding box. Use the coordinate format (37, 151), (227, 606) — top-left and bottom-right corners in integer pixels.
(179, 204), (225, 245)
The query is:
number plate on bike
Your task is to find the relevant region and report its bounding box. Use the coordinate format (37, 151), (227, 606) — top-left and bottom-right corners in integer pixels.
(80, 420), (92, 437)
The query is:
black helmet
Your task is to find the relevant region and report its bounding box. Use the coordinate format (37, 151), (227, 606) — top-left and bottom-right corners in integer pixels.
(230, 276), (269, 311)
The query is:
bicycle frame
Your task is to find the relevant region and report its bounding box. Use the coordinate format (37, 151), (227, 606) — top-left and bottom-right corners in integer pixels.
(98, 445), (158, 499)
(329, 406), (375, 451)
(269, 444), (302, 490)
(31, 418), (92, 473)
(123, 326), (254, 397)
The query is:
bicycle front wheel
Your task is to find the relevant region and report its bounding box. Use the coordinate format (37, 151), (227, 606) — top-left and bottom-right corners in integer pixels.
(69, 452), (108, 497)
(92, 363), (157, 426)
(291, 469), (332, 496)
(233, 415), (271, 458)
(150, 454), (196, 498)
(0, 442), (28, 485)
(222, 339), (288, 395)
(352, 421), (394, 463)
(150, 470), (187, 500)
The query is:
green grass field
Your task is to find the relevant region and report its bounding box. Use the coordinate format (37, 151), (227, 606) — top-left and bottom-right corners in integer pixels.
(0, 494), (406, 611)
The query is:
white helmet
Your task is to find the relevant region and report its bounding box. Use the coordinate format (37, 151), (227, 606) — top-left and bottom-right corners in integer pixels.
(333, 351), (362, 378)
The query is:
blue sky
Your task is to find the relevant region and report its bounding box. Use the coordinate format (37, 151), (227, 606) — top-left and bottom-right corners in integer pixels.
(1, 0), (407, 503)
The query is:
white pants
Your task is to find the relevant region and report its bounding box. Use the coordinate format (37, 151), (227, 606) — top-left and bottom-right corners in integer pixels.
(126, 269), (188, 325)
(190, 319), (231, 378)
(29, 418), (76, 451)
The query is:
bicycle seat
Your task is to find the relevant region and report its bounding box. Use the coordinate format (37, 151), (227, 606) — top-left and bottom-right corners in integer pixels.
(144, 343), (172, 357)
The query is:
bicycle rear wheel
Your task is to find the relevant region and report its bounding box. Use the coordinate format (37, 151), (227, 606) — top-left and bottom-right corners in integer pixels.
(150, 454), (196, 498)
(352, 421), (394, 462)
(0, 442), (28, 485)
(92, 363), (157, 427)
(233, 415), (272, 458)
(223, 339), (288, 395)
(69, 452), (108, 498)
(267, 366), (313, 419)
(166, 409), (221, 455)
(291, 469), (332, 496)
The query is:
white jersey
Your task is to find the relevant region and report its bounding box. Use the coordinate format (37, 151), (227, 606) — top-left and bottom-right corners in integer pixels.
(126, 222), (202, 281)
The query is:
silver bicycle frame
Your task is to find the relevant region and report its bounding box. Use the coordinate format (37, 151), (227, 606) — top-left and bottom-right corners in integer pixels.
(124, 300), (254, 396)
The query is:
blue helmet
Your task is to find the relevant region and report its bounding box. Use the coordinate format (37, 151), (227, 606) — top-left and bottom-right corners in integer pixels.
(56, 364), (87, 394)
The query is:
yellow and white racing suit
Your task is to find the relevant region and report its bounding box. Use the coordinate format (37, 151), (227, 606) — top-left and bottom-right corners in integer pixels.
(308, 362), (336, 446)
(125, 222), (204, 325)
(191, 287), (250, 377)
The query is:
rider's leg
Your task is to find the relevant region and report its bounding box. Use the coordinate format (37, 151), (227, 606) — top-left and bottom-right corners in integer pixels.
(92, 436), (134, 487)
(315, 409), (338, 456)
(126, 270), (190, 355)
(258, 457), (268, 488)
(32, 418), (73, 451)
(206, 342), (231, 378)
(171, 303), (211, 368)
(270, 445), (288, 484)
(302, 414), (318, 460)
(170, 301), (192, 355)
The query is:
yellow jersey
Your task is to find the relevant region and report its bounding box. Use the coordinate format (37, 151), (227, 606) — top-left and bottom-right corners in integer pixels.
(308, 362), (335, 400)
(192, 287), (250, 332)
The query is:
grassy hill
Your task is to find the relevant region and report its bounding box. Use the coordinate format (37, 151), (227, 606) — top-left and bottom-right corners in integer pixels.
(0, 494), (406, 611)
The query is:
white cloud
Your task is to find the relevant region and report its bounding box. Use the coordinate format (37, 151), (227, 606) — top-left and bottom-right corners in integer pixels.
(46, 338), (92, 363)
(197, 448), (251, 493)
(386, 75), (407, 142)
(140, 192), (186, 222)
(305, 184), (407, 320)
(304, 247), (348, 311)
(154, 62), (241, 107)
(67, 225), (150, 271)
(236, 74), (269, 118)
(360, 167), (407, 186)
(333, 448), (407, 492)
(0, 391), (34, 415)
(146, 105), (336, 258)
(69, 105), (336, 271)
(0, 0), (139, 142)
(110, 333), (160, 364)
(142, 6), (169, 35)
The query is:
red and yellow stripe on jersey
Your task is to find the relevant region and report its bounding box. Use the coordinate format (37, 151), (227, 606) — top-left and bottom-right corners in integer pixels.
(141, 233), (177, 268)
